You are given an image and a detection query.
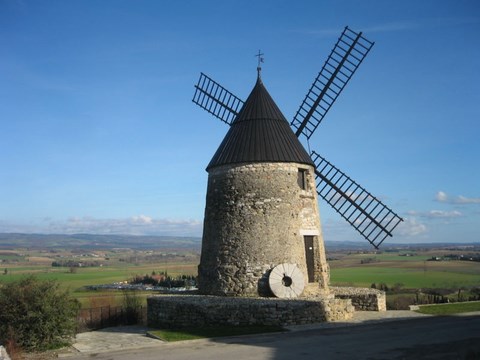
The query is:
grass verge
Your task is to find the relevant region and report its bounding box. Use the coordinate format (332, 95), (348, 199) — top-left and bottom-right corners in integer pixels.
(415, 301), (480, 315)
(148, 325), (285, 342)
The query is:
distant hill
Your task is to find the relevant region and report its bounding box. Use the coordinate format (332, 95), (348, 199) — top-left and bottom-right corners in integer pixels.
(0, 233), (201, 250)
(324, 240), (480, 251)
(0, 233), (477, 251)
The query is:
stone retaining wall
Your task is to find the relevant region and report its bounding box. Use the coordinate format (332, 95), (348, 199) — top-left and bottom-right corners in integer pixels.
(147, 294), (354, 328)
(330, 286), (386, 311)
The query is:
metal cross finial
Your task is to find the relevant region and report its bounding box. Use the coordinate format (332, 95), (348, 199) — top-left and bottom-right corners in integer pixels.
(255, 50), (264, 78)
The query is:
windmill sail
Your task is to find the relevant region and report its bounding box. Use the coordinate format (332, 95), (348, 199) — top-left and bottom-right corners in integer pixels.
(192, 26), (404, 248)
(291, 26), (374, 139)
(193, 73), (244, 125)
(311, 151), (403, 249)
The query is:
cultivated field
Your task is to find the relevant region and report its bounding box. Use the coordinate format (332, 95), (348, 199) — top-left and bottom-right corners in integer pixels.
(328, 252), (479, 289)
(0, 247), (199, 307)
(1, 239), (479, 308)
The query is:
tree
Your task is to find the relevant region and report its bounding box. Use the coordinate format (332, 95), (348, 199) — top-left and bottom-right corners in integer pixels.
(0, 276), (80, 351)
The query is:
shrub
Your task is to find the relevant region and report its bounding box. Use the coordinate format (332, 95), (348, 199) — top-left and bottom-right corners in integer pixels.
(122, 290), (142, 325)
(0, 276), (80, 351)
(360, 257), (378, 264)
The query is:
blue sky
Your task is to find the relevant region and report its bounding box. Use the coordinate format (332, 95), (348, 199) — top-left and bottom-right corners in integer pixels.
(1, 0), (479, 244)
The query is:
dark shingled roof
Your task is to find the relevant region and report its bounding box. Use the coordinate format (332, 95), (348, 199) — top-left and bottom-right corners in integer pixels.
(206, 76), (314, 171)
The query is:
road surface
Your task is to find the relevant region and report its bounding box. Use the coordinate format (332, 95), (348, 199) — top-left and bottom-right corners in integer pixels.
(65, 314), (480, 360)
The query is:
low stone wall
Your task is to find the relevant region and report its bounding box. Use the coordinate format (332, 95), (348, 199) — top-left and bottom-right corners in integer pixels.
(330, 287), (386, 311)
(147, 294), (354, 328)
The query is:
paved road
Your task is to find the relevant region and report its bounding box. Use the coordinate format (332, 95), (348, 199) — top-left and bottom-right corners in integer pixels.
(64, 314), (480, 360)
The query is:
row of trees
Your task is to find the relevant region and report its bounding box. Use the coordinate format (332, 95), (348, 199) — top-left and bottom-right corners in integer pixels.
(51, 260), (102, 268)
(130, 272), (197, 288)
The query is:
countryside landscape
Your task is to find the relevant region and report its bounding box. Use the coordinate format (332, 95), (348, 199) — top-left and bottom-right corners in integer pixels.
(2, 1), (479, 358)
(1, 233), (479, 311)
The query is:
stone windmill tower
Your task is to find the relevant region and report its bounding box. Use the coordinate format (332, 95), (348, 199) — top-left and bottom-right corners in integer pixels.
(198, 69), (329, 298)
(193, 27), (403, 299)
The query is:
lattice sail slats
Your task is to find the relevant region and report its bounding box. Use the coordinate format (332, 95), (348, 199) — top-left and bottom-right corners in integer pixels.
(291, 26), (374, 139)
(192, 73), (244, 125)
(311, 151), (403, 249)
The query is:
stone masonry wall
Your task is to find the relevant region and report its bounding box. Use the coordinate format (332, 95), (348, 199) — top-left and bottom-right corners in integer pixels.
(147, 294), (354, 328)
(198, 162), (329, 297)
(331, 287), (387, 311)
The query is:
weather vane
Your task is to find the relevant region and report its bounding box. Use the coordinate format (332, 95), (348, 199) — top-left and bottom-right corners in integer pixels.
(255, 49), (264, 78)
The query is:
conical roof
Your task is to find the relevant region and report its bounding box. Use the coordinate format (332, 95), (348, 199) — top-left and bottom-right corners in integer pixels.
(206, 76), (314, 171)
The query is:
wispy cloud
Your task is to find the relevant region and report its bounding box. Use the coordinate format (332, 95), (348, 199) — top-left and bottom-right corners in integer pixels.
(362, 17), (479, 34)
(294, 17), (479, 38)
(407, 209), (463, 219)
(291, 21), (419, 38)
(435, 191), (480, 205)
(361, 22), (421, 34)
(0, 216), (203, 237)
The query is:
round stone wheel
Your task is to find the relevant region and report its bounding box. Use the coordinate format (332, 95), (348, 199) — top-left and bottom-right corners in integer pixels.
(268, 263), (305, 298)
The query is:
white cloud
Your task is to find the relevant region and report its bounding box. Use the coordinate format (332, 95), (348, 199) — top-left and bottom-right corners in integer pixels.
(132, 215), (153, 224)
(0, 216), (203, 237)
(407, 209), (462, 219)
(435, 191), (480, 205)
(396, 217), (428, 237)
(455, 195), (480, 204)
(435, 191), (448, 202)
(427, 210), (462, 218)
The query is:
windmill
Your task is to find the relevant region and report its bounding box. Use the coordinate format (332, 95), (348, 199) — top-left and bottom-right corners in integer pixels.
(194, 26), (403, 249)
(192, 26), (403, 298)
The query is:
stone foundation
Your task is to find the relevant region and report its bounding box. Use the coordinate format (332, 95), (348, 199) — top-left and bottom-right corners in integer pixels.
(147, 294), (354, 328)
(331, 286), (386, 311)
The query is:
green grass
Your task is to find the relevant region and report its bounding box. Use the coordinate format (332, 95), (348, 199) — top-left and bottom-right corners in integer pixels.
(0, 267), (133, 291)
(416, 301), (480, 315)
(330, 263), (480, 289)
(0, 262), (197, 289)
(348, 254), (431, 262)
(0, 255), (24, 261)
(0, 261), (199, 308)
(148, 325), (285, 342)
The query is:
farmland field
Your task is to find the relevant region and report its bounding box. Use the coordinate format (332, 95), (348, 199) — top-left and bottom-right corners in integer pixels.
(328, 251), (480, 289)
(330, 265), (479, 288)
(1, 262), (197, 284)
(0, 244), (200, 307)
(1, 239), (479, 308)
(1, 261), (199, 307)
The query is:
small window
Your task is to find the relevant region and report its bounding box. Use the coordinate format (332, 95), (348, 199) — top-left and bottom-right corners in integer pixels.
(297, 169), (307, 190)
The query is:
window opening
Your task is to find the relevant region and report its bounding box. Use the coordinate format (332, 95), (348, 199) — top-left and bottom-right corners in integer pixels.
(297, 169), (307, 190)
